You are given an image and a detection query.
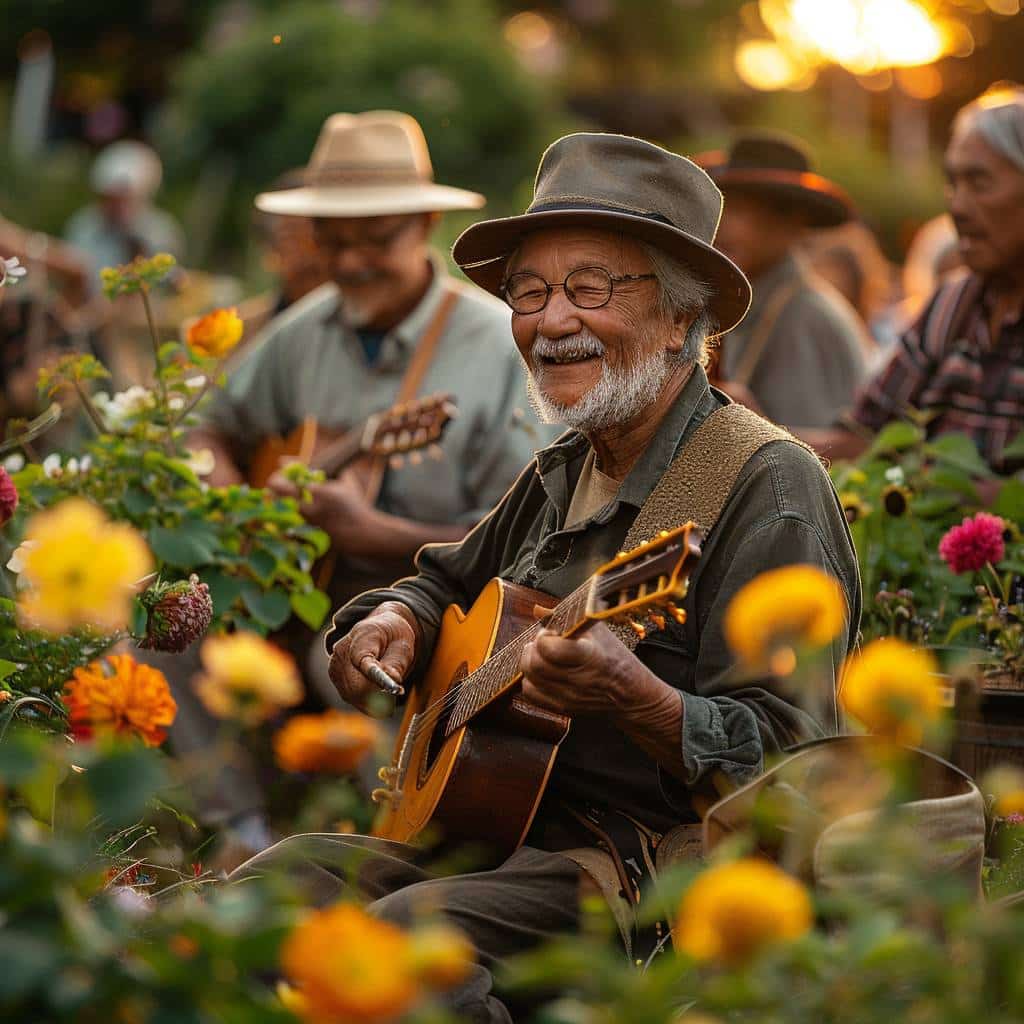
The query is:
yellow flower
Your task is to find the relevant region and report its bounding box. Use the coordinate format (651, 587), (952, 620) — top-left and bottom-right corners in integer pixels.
(981, 765), (1024, 817)
(675, 858), (812, 965)
(64, 653), (177, 747)
(273, 710), (378, 774)
(407, 924), (475, 990)
(723, 565), (846, 673)
(18, 498), (152, 634)
(839, 491), (870, 524)
(839, 638), (943, 746)
(187, 307), (244, 359)
(281, 903), (420, 1024)
(881, 483), (912, 517)
(193, 632), (302, 725)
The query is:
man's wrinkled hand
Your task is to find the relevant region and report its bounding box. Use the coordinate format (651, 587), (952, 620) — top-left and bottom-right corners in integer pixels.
(519, 622), (659, 716)
(328, 602), (419, 715)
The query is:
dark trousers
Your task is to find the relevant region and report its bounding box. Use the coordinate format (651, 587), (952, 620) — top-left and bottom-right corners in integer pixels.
(231, 834), (582, 1023)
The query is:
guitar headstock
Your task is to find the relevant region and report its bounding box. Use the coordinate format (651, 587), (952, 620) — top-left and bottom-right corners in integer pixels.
(587, 524), (703, 640)
(361, 393), (458, 462)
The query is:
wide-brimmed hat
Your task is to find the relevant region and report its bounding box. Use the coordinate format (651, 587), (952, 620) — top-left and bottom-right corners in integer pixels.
(696, 133), (854, 229)
(255, 111), (485, 218)
(452, 132), (752, 335)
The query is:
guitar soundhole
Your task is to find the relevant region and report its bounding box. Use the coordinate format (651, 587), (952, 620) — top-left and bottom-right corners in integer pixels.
(421, 661), (468, 779)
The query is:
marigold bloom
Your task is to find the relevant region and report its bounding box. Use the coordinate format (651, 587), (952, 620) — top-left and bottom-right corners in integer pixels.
(193, 631), (302, 725)
(939, 512), (1005, 574)
(281, 903), (420, 1024)
(64, 653), (177, 746)
(0, 466), (17, 525)
(839, 638), (943, 746)
(18, 498), (152, 634)
(723, 565), (846, 672)
(675, 858), (812, 964)
(982, 765), (1024, 817)
(187, 307), (244, 359)
(273, 710), (378, 774)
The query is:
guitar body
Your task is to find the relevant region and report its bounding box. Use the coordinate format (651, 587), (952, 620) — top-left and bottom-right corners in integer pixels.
(373, 579), (571, 856)
(248, 418), (320, 488)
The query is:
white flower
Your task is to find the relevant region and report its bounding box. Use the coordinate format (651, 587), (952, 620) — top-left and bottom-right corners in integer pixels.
(884, 466), (906, 485)
(99, 386), (156, 428)
(168, 396), (185, 412)
(65, 458), (79, 476)
(6, 539), (38, 577)
(42, 453), (62, 478)
(184, 447), (216, 477)
(1, 256), (27, 287)
(2, 454), (24, 473)
(79, 455), (92, 473)
(185, 375), (206, 390)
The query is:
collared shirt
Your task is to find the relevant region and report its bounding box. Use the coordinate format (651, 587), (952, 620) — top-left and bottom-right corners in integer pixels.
(328, 366), (861, 833)
(851, 272), (1024, 472)
(719, 254), (868, 428)
(203, 255), (558, 527)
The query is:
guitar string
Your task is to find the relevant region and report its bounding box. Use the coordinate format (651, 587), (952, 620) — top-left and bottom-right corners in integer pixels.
(407, 584), (591, 742)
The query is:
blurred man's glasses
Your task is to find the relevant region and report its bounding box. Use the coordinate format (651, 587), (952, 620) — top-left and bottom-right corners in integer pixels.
(502, 267), (656, 315)
(316, 218), (417, 255)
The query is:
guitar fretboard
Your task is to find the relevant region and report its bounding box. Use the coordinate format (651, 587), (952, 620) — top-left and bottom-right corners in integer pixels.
(446, 581), (593, 735)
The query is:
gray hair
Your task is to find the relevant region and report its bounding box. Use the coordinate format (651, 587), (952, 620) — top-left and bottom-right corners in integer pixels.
(637, 241), (717, 366)
(953, 86), (1024, 174)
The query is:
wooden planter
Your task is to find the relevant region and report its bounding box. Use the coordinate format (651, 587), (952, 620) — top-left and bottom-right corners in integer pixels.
(950, 670), (1024, 778)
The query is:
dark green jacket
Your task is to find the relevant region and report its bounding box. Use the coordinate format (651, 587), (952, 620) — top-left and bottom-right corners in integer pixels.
(328, 366), (861, 830)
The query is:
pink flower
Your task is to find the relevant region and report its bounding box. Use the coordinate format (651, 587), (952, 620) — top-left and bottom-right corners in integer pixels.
(938, 512), (1005, 574)
(0, 467), (17, 526)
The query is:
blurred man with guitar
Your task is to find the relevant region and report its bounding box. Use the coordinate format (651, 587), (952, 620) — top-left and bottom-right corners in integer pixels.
(191, 111), (551, 601)
(236, 135), (860, 1021)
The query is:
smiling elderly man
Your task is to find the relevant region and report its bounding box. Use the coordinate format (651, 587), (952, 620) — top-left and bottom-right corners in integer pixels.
(236, 133), (860, 1023)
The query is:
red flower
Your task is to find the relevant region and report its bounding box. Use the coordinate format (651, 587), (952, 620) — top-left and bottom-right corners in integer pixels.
(0, 467), (17, 526)
(938, 512), (1006, 574)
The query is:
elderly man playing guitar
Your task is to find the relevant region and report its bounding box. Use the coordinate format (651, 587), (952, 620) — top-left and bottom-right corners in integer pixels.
(238, 133), (861, 1023)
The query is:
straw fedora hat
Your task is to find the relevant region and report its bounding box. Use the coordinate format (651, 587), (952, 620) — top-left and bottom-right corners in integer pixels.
(452, 132), (752, 335)
(255, 111), (485, 218)
(695, 132), (854, 229)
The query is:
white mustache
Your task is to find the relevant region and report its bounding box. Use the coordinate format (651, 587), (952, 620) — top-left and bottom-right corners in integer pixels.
(531, 331), (605, 364)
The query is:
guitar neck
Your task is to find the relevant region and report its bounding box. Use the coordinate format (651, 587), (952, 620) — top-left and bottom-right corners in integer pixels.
(446, 581), (594, 735)
(310, 421), (372, 477)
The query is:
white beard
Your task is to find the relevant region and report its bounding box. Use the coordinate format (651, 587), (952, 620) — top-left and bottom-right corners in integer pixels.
(522, 327), (672, 433)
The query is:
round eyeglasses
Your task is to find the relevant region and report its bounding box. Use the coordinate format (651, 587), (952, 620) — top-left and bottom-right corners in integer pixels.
(501, 266), (656, 315)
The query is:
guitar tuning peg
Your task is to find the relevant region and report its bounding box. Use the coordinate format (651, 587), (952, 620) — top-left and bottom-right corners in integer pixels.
(389, 454), (405, 470)
(665, 602), (687, 625)
(428, 444), (443, 460)
(408, 451), (424, 466)
(648, 613), (666, 632)
(397, 430), (413, 450)
(627, 618), (647, 640)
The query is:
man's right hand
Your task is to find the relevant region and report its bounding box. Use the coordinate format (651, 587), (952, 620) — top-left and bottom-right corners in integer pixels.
(328, 602), (419, 715)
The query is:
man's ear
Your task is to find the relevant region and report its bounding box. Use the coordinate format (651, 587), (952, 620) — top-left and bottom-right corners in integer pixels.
(666, 308), (695, 354)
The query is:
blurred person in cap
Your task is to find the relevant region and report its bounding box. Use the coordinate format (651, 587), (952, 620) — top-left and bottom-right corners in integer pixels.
(235, 131), (859, 1021)
(171, 111), (553, 861)
(699, 133), (870, 428)
(804, 85), (1024, 474)
(64, 139), (185, 286)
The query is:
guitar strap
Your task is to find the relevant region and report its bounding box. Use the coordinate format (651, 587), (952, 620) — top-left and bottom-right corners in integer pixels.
(358, 285), (460, 505)
(611, 401), (813, 649)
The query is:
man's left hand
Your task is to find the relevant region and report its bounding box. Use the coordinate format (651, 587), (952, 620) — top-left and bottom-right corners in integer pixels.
(519, 622), (661, 715)
(267, 467), (391, 555)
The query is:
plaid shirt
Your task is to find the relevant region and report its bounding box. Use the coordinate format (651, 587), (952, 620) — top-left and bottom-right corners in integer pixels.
(851, 272), (1024, 472)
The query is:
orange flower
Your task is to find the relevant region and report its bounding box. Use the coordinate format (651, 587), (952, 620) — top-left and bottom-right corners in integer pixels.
(186, 307), (243, 359)
(273, 710), (379, 774)
(64, 653), (177, 747)
(281, 903), (420, 1024)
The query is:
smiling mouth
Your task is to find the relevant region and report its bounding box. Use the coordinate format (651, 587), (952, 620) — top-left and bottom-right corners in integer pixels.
(540, 352), (602, 366)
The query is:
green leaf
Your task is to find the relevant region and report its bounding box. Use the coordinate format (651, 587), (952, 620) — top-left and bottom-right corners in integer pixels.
(122, 485), (155, 517)
(85, 744), (168, 827)
(992, 479), (1024, 522)
(0, 658), (17, 682)
(924, 433), (993, 478)
(868, 421), (924, 456)
(1000, 430), (1024, 462)
(130, 598), (148, 638)
(945, 614), (981, 646)
(0, 931), (63, 1000)
(290, 589), (331, 630)
(246, 547), (277, 583)
(200, 568), (245, 616)
(148, 524), (220, 569)
(241, 583), (292, 629)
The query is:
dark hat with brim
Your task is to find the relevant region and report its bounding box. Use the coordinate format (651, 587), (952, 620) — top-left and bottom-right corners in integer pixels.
(696, 132), (854, 229)
(452, 133), (752, 336)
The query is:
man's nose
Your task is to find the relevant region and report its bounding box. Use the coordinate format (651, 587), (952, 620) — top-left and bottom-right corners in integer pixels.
(331, 246), (370, 277)
(537, 286), (583, 337)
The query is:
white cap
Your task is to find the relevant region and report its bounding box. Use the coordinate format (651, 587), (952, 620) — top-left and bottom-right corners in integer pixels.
(91, 140), (163, 198)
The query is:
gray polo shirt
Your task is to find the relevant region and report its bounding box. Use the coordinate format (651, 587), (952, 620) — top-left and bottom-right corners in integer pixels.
(203, 257), (557, 526)
(719, 254), (868, 428)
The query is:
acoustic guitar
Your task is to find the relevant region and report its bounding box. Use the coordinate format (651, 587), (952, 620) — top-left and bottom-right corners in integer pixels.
(371, 523), (703, 857)
(247, 392), (457, 488)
